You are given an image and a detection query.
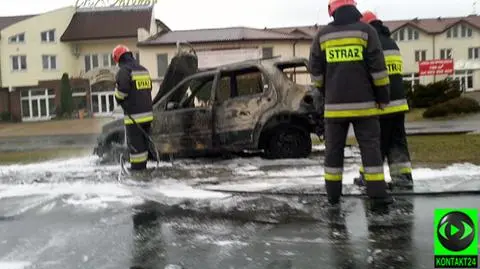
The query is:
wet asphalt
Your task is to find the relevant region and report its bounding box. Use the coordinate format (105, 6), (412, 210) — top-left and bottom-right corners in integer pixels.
(1, 145), (480, 269)
(2, 193), (479, 269)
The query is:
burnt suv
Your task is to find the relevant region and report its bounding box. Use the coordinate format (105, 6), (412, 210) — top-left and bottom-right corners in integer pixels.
(93, 49), (324, 162)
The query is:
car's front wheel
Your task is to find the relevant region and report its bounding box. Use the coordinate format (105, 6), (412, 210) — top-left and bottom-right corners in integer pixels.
(263, 124), (312, 159)
(104, 132), (127, 163)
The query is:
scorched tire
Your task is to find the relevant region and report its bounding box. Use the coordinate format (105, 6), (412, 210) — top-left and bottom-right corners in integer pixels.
(263, 124), (312, 159)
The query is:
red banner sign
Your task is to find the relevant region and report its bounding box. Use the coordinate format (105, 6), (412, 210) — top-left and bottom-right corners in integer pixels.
(418, 59), (454, 76)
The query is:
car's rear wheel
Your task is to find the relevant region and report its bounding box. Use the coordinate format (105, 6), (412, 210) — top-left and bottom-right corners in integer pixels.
(263, 124), (312, 159)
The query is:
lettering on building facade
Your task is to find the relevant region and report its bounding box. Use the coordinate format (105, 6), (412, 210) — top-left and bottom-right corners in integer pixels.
(75, 0), (158, 9)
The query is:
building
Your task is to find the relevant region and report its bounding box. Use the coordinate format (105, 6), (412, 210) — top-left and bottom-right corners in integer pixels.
(2, 9), (480, 123)
(139, 14), (480, 100)
(0, 5), (169, 122)
(137, 26), (315, 98)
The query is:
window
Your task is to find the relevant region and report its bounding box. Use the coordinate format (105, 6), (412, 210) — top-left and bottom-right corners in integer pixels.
(157, 53), (168, 77)
(42, 55), (57, 70)
(447, 24), (473, 38)
(135, 52), (140, 64)
(403, 73), (420, 88)
(440, 49), (452, 60)
(84, 54), (99, 72)
(394, 27), (419, 42)
(468, 47), (480, 60)
(72, 87), (87, 111)
(454, 70), (474, 92)
(11, 55), (27, 71)
(415, 50), (427, 62)
(392, 32), (398, 41)
(262, 47), (273, 58)
(102, 53), (115, 67)
(167, 74), (215, 109)
(399, 29), (405, 41)
(215, 67), (267, 103)
(8, 33), (25, 43)
(40, 29), (55, 42)
(20, 89), (56, 120)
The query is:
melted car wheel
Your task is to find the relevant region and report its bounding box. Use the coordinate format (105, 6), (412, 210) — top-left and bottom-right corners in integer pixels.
(263, 124), (312, 159)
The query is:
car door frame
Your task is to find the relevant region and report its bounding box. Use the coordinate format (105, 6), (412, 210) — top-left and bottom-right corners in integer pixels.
(212, 64), (277, 150)
(152, 70), (219, 156)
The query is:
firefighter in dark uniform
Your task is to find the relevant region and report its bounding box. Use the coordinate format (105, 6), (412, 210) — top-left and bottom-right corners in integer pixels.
(308, 0), (393, 205)
(113, 44), (154, 171)
(354, 11), (414, 190)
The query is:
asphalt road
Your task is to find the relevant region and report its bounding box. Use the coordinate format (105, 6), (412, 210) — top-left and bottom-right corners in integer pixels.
(1, 149), (480, 269)
(1, 193), (479, 269)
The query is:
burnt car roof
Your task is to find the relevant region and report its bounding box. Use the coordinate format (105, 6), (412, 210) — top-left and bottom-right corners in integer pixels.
(197, 56), (309, 73)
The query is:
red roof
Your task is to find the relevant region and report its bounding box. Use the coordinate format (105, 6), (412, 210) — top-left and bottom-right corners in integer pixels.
(138, 26), (310, 46)
(270, 14), (480, 37)
(0, 15), (37, 30)
(60, 8), (154, 42)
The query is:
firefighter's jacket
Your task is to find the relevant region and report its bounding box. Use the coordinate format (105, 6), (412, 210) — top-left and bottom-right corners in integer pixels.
(309, 14), (391, 119)
(371, 21), (409, 114)
(114, 53), (153, 125)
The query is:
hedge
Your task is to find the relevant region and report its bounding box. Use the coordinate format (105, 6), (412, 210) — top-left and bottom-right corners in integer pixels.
(407, 78), (462, 108)
(423, 97), (480, 118)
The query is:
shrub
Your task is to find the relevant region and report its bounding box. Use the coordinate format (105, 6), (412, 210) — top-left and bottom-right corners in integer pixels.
(59, 73), (74, 118)
(423, 97), (480, 118)
(410, 78), (461, 108)
(0, 111), (12, 122)
(404, 81), (413, 107)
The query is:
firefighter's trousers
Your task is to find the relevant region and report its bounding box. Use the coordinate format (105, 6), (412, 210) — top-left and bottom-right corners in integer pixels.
(126, 122), (152, 170)
(380, 113), (412, 179)
(324, 117), (390, 202)
(359, 113), (413, 180)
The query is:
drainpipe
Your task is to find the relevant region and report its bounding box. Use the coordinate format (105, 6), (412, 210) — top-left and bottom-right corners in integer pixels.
(292, 40), (298, 82)
(433, 34), (437, 83)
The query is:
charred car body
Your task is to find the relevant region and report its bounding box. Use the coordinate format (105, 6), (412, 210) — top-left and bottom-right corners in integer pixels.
(94, 47), (324, 161)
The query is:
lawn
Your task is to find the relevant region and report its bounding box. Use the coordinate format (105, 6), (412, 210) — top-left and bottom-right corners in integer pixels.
(405, 108), (480, 122)
(0, 147), (92, 164)
(405, 108), (426, 122)
(313, 134), (480, 167)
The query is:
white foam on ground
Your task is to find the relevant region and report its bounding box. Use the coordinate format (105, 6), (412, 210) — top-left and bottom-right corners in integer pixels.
(0, 182), (142, 213)
(0, 156), (107, 172)
(411, 163), (480, 179)
(205, 163), (480, 192)
(0, 262), (32, 269)
(141, 183), (230, 199)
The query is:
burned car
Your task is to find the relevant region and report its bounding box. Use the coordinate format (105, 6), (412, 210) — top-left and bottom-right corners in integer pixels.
(94, 48), (324, 162)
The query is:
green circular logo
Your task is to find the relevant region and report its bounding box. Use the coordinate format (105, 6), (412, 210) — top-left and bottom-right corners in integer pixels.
(437, 211), (475, 252)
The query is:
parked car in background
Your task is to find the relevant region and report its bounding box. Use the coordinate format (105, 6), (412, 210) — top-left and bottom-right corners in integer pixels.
(93, 47), (324, 162)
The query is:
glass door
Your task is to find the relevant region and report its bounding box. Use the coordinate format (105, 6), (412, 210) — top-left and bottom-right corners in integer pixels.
(101, 94), (108, 113)
(40, 99), (48, 117)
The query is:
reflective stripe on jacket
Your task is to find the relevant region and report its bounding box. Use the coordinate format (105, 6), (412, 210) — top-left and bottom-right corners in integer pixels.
(114, 55), (154, 125)
(371, 21), (409, 114)
(308, 22), (391, 119)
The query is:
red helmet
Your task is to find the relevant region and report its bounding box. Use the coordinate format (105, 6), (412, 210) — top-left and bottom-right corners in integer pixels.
(328, 0), (357, 17)
(112, 44), (130, 64)
(361, 11), (379, 24)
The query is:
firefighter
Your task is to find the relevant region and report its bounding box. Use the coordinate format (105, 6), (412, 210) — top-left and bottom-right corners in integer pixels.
(308, 0), (393, 205)
(113, 44), (154, 171)
(353, 11), (414, 189)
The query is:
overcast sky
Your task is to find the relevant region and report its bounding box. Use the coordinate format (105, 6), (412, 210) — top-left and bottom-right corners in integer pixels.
(0, 0), (477, 30)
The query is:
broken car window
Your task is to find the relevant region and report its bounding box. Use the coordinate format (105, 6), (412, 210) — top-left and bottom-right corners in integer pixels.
(180, 75), (215, 109)
(236, 70), (264, 97)
(275, 62), (312, 86)
(215, 67), (266, 104)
